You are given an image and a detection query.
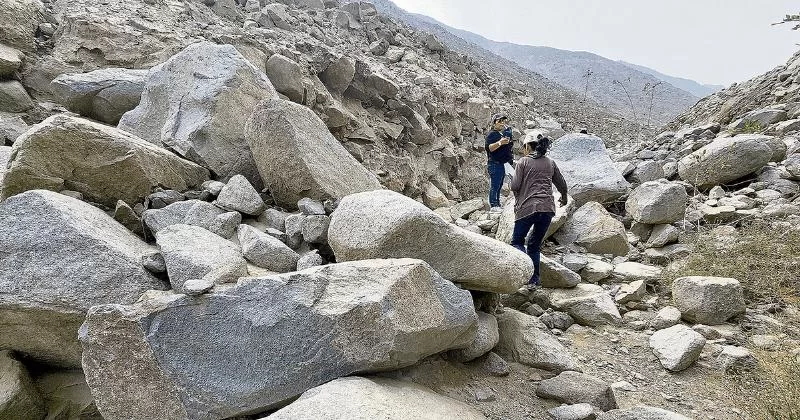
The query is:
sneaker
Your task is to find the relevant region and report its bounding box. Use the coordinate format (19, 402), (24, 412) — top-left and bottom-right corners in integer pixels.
(527, 275), (540, 287)
(489, 206), (503, 213)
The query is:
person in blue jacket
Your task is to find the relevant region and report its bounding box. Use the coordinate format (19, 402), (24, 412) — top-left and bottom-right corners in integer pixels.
(485, 114), (513, 212)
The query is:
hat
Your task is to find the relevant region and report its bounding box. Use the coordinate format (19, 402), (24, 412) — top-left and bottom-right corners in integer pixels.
(523, 130), (544, 145)
(491, 113), (507, 123)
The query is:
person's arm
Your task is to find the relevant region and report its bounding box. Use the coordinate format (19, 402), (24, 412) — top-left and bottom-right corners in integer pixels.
(552, 161), (569, 205)
(510, 159), (524, 193)
(487, 132), (509, 152)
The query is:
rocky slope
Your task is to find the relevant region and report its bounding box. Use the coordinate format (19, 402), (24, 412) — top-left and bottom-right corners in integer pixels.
(619, 60), (724, 99)
(359, 0), (699, 127)
(0, 1), (798, 420)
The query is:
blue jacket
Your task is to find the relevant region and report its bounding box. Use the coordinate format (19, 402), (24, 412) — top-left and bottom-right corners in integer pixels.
(485, 128), (513, 164)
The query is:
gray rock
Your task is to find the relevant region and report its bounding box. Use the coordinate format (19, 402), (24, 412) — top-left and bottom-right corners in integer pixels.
(182, 279), (214, 296)
(548, 403), (597, 420)
(649, 306), (682, 331)
(0, 350), (46, 420)
(555, 202), (629, 257)
(645, 224), (679, 248)
(0, 0), (42, 52)
(143, 200), (241, 239)
(238, 224), (299, 273)
(147, 190), (184, 210)
(649, 324), (706, 372)
(301, 214), (330, 244)
(715, 345), (757, 372)
(495, 309), (580, 372)
(0, 113), (27, 145)
(615, 280), (646, 304)
(450, 197), (485, 220)
(611, 262), (662, 283)
(296, 250), (324, 270)
(0, 190), (167, 367)
(155, 224), (248, 290)
(114, 200), (144, 236)
(262, 3), (293, 30)
(50, 68), (148, 124)
(0, 44), (24, 78)
(628, 161), (664, 184)
(264, 377), (486, 420)
(544, 284), (622, 326)
(495, 193), (574, 244)
(536, 371), (617, 411)
(0, 80), (33, 113)
(678, 135), (774, 188)
(541, 256), (582, 288)
(473, 352), (510, 376)
(672, 276), (746, 325)
(423, 33), (445, 51)
(539, 311), (575, 331)
(285, 213), (306, 249)
(319, 56), (355, 96)
(244, 98), (381, 208)
(329, 190), (533, 293)
(625, 180), (688, 224)
(265, 54), (304, 103)
(80, 259), (477, 419)
(142, 252), (167, 274)
(368, 72), (399, 98)
(1, 114), (208, 207)
(119, 42), (278, 189)
(729, 107), (788, 130)
(215, 174), (265, 216)
(549, 133), (630, 206)
(259, 208), (289, 231)
(448, 311), (499, 362)
(581, 258), (614, 283)
(298, 197), (326, 215)
(597, 406), (691, 420)
(644, 244), (690, 263)
(202, 180), (226, 196)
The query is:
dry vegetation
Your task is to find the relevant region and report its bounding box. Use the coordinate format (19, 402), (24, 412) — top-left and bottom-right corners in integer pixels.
(665, 221), (800, 419)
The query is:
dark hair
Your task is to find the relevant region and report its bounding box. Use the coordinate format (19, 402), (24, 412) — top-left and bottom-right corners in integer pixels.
(534, 136), (550, 156)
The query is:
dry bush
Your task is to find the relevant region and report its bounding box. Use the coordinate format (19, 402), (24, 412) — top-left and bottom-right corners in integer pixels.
(724, 351), (800, 420)
(664, 220), (800, 305)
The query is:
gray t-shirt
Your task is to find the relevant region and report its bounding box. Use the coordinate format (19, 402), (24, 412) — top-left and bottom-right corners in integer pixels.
(510, 155), (569, 220)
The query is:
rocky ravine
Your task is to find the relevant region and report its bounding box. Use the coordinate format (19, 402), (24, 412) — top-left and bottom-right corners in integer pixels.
(0, 1), (798, 420)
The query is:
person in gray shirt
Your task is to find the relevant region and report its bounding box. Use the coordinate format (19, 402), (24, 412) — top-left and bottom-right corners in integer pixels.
(509, 135), (569, 286)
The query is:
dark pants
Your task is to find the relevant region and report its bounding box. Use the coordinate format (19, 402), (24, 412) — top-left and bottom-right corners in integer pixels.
(487, 161), (505, 207)
(511, 212), (554, 285)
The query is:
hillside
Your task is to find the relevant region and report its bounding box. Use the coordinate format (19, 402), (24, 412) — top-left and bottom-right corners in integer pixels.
(619, 60), (724, 98)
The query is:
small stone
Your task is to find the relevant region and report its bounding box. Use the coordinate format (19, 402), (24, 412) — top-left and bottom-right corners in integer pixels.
(301, 215), (330, 244)
(297, 250), (324, 271)
(472, 352), (510, 377)
(182, 279), (214, 296)
(215, 174), (265, 216)
(142, 252), (166, 274)
(474, 388), (496, 402)
(298, 197), (326, 215)
(202, 180), (226, 196)
(147, 190), (184, 209)
(548, 403), (596, 420)
(649, 324), (706, 372)
(650, 306), (682, 330)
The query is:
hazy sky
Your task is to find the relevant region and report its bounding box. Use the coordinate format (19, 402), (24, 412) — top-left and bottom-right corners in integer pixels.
(391, 0), (799, 86)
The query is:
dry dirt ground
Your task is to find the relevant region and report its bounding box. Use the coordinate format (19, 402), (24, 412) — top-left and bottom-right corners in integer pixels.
(383, 313), (791, 420)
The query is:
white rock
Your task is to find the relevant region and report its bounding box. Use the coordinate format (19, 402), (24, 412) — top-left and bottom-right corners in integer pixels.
(649, 324), (706, 372)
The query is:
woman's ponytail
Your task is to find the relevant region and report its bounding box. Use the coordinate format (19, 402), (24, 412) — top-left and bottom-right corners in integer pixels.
(535, 137), (550, 156)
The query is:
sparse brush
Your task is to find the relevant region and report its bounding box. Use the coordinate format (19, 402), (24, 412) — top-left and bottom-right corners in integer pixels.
(723, 351), (800, 420)
(664, 220), (800, 306)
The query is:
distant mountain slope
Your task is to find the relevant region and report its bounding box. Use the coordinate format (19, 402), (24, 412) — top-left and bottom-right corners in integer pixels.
(419, 18), (699, 126)
(619, 60), (724, 98)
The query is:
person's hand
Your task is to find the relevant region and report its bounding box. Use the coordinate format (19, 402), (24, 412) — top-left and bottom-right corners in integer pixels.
(500, 137), (510, 145)
(559, 195), (568, 207)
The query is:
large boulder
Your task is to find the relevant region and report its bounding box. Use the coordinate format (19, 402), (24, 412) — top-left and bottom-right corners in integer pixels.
(0, 44), (24, 78)
(265, 54), (304, 103)
(625, 180), (688, 224)
(50, 68), (148, 124)
(728, 107), (788, 130)
(548, 133), (630, 205)
(244, 98), (381, 208)
(597, 406), (691, 420)
(554, 202), (629, 256)
(535, 371), (617, 411)
(671, 276), (746, 325)
(0, 146), (11, 186)
(544, 284), (622, 326)
(0, 190), (167, 367)
(0, 80), (33, 112)
(329, 190), (534, 293)
(155, 224), (248, 290)
(649, 324), (706, 372)
(118, 41), (278, 189)
(1, 114), (209, 207)
(319, 56), (356, 96)
(677, 135), (774, 188)
(494, 309), (580, 372)
(264, 377), (487, 420)
(0, 0), (43, 52)
(80, 259), (477, 420)
(0, 350), (46, 420)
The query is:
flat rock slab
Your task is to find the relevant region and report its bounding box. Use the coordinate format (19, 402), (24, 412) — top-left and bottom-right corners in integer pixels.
(80, 259), (477, 420)
(0, 190), (167, 367)
(329, 190), (533, 293)
(264, 376), (487, 420)
(1, 114), (209, 207)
